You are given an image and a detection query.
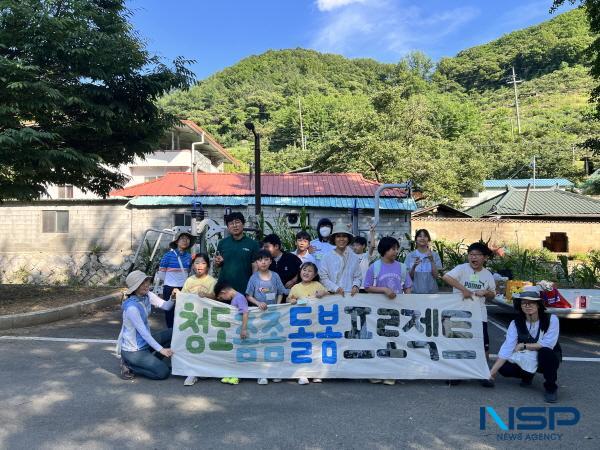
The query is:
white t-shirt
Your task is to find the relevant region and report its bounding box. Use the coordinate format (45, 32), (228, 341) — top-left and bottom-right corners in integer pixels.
(293, 249), (317, 265)
(445, 263), (496, 322)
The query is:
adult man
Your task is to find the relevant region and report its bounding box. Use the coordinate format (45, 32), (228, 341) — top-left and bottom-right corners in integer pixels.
(262, 233), (302, 291)
(214, 212), (260, 294)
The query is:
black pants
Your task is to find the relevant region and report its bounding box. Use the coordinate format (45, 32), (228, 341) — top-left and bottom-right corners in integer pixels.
(499, 347), (560, 393)
(163, 285), (182, 328)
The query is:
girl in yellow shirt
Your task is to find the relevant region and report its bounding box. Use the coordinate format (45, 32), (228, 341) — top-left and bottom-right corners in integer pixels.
(173, 253), (217, 300)
(288, 262), (328, 303)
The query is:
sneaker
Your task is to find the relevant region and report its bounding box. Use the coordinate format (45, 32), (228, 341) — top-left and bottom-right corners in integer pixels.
(544, 390), (558, 403)
(480, 379), (495, 388)
(257, 378), (269, 385)
(272, 378), (282, 383)
(119, 359), (134, 380)
(369, 379), (383, 384)
(184, 376), (198, 386)
(383, 379), (396, 386)
(312, 378), (322, 383)
(220, 377), (239, 385)
(298, 377), (310, 385)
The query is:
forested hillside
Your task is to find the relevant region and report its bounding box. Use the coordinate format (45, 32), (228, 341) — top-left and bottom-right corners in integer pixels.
(159, 9), (599, 206)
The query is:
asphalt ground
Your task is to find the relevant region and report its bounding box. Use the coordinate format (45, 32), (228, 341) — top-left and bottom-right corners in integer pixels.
(1, 304), (599, 450)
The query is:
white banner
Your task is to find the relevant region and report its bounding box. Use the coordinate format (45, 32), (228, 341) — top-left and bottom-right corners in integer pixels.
(171, 293), (491, 379)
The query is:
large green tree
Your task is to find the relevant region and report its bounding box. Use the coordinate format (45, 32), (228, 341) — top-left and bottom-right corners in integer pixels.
(0, 0), (194, 200)
(552, 1), (600, 154)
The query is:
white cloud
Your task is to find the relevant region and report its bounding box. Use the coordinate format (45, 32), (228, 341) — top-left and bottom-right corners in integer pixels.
(311, 0), (479, 59)
(316, 0), (367, 12)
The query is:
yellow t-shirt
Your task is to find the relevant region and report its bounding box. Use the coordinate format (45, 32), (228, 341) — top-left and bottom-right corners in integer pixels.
(182, 274), (217, 297)
(288, 281), (327, 299)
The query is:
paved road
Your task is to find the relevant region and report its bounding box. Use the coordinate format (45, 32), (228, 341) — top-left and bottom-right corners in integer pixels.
(1, 305), (599, 450)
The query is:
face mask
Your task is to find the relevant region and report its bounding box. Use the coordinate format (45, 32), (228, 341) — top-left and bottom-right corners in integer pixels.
(320, 227), (331, 238)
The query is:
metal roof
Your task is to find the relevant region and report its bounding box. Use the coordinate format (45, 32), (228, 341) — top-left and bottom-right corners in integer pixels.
(483, 178), (574, 188)
(128, 196), (417, 211)
(465, 189), (600, 217)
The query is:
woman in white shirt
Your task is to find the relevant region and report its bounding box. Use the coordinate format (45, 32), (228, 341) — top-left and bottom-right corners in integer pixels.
(486, 291), (561, 403)
(404, 229), (442, 294)
(319, 223), (362, 296)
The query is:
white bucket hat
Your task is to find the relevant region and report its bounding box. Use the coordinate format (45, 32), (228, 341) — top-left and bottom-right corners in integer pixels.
(125, 270), (152, 295)
(330, 223), (354, 241)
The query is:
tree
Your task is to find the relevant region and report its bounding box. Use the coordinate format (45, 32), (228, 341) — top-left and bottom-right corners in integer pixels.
(552, 1), (600, 155)
(0, 0), (194, 200)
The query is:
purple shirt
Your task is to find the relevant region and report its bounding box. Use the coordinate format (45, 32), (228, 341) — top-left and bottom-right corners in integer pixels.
(364, 261), (413, 293)
(231, 292), (249, 313)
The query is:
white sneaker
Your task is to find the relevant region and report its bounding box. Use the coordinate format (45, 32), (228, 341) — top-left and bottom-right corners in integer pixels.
(257, 378), (269, 385)
(298, 377), (310, 385)
(184, 376), (198, 386)
(272, 378), (282, 383)
(312, 378), (322, 383)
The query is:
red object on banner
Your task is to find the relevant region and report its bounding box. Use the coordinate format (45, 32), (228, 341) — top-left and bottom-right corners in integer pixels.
(540, 287), (572, 309)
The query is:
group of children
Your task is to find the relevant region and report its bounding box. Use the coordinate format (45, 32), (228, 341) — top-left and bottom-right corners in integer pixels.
(118, 213), (499, 387)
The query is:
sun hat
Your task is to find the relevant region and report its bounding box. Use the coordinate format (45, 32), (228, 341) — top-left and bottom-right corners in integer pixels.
(169, 231), (196, 249)
(512, 290), (545, 312)
(330, 223), (354, 241)
(125, 270), (152, 295)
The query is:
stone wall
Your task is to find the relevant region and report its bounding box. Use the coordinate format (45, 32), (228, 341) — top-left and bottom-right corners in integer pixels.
(411, 217), (600, 254)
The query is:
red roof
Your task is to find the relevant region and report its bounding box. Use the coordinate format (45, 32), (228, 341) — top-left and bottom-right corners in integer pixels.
(110, 172), (408, 198)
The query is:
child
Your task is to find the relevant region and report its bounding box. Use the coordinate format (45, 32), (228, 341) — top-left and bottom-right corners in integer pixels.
(214, 281), (249, 385)
(245, 249), (287, 385)
(442, 242), (496, 370)
(175, 253), (217, 299)
(246, 249), (287, 309)
(172, 253), (217, 386)
(405, 229), (442, 294)
(288, 262), (328, 303)
(293, 230), (317, 265)
(364, 237), (412, 386)
(118, 270), (175, 381)
(288, 261), (328, 385)
(320, 223), (363, 297)
(352, 226), (376, 289)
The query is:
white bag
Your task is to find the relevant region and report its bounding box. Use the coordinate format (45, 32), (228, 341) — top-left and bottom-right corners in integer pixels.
(508, 350), (538, 374)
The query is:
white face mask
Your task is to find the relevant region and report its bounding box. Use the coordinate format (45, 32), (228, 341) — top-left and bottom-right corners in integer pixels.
(319, 227), (332, 238)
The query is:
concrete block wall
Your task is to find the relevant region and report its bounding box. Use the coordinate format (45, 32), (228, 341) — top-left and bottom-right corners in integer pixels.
(411, 217), (600, 254)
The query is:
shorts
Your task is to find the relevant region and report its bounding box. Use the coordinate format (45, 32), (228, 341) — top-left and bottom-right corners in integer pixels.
(483, 322), (489, 352)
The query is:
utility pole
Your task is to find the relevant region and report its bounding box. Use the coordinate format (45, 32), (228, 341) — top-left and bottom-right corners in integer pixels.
(298, 97), (306, 151)
(507, 67), (523, 134)
(532, 156), (536, 189)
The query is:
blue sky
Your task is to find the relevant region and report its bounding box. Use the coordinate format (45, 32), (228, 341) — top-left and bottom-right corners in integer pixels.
(127, 0), (577, 80)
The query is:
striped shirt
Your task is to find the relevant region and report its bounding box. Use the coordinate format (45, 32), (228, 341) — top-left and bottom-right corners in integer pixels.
(159, 249), (192, 287)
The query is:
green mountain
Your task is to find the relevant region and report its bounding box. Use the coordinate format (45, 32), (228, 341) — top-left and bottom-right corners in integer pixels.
(159, 9), (598, 206)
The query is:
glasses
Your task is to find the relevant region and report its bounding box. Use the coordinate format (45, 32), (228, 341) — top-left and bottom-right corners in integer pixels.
(521, 301), (537, 307)
(228, 220), (243, 226)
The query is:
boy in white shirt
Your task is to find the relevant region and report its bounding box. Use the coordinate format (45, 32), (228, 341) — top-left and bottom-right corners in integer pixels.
(442, 242), (496, 359)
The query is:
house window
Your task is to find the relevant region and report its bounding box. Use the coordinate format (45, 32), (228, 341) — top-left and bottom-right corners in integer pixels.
(144, 176), (159, 183)
(57, 184), (73, 199)
(174, 213), (191, 227)
(42, 210), (69, 233)
(543, 232), (568, 252)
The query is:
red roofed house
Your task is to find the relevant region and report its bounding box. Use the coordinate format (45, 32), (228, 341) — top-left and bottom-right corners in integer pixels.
(0, 125), (415, 285)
